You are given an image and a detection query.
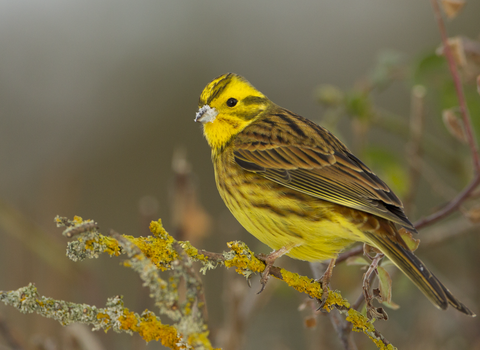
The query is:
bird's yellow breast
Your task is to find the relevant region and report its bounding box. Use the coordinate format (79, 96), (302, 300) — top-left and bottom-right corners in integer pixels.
(213, 149), (366, 262)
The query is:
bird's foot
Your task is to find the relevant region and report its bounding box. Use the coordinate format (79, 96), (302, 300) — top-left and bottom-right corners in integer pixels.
(316, 258), (336, 311)
(256, 246), (292, 294)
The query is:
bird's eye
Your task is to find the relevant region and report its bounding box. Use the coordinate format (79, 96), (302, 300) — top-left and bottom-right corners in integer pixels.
(226, 98), (238, 107)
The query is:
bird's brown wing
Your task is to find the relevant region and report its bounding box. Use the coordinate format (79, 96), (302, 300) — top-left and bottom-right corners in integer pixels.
(232, 110), (415, 231)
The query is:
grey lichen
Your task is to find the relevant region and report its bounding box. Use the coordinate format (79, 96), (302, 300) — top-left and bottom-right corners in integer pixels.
(55, 215), (114, 261)
(110, 232), (209, 341)
(0, 283), (120, 330)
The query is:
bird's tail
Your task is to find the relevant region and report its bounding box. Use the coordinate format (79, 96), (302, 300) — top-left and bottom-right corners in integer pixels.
(364, 230), (475, 317)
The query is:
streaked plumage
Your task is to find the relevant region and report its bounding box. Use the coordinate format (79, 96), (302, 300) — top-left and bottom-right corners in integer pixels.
(195, 73), (474, 316)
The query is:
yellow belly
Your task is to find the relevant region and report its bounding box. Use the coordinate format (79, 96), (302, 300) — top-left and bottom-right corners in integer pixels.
(214, 151), (368, 262)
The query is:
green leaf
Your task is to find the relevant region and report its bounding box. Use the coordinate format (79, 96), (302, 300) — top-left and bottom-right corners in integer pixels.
(377, 266), (393, 304)
(398, 228), (420, 252)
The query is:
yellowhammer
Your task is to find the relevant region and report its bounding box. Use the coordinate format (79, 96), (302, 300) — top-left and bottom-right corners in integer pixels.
(194, 73), (474, 317)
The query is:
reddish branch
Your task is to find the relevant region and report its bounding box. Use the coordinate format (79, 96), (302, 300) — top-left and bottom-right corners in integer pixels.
(430, 0), (480, 171)
(415, 0), (480, 230)
(330, 6), (480, 348)
(415, 175), (480, 229)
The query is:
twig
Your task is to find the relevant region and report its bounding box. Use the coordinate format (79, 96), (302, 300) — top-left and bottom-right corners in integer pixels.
(362, 253), (388, 321)
(419, 216), (480, 247)
(197, 248), (285, 281)
(414, 174), (480, 229)
(52, 217), (394, 349)
(328, 271), (378, 350)
(408, 155), (458, 201)
(329, 309), (358, 350)
(336, 245), (364, 264)
(351, 270), (378, 312)
(309, 263), (356, 350)
(430, 0), (480, 171)
(415, 0), (480, 229)
(174, 242), (209, 323)
(219, 273), (277, 350)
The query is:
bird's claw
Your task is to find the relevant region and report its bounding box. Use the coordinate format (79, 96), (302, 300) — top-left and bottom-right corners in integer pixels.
(315, 277), (331, 312)
(315, 258), (336, 311)
(257, 253), (272, 294)
(256, 246), (292, 294)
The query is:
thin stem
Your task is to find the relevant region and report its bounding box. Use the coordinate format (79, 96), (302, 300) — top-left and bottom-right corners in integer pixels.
(336, 245), (363, 264)
(414, 173), (480, 229)
(415, 0), (480, 229)
(430, 0), (480, 172)
(330, 310), (358, 350)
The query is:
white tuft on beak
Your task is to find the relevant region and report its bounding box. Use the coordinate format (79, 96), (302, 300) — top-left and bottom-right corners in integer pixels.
(195, 105), (218, 124)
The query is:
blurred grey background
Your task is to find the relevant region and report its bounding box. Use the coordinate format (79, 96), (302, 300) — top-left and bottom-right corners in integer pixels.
(1, 1), (479, 349)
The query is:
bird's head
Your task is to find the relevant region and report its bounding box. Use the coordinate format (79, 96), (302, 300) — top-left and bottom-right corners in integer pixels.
(195, 73), (270, 154)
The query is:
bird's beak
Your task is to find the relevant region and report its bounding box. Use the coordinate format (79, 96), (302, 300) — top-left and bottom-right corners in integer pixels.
(195, 105), (218, 124)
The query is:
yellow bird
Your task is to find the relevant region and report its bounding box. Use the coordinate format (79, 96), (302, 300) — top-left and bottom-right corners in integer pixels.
(194, 72), (474, 316)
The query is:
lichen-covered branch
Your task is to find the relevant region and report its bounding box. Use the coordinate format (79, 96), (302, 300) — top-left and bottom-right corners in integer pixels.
(1, 216), (395, 349)
(54, 215), (215, 350)
(0, 284), (186, 348)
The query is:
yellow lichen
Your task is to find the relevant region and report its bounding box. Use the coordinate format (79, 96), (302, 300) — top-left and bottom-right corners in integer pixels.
(279, 269), (349, 311)
(370, 338), (397, 350)
(346, 308), (375, 333)
(180, 241), (209, 262)
(345, 309), (396, 349)
(188, 331), (219, 350)
(280, 268), (323, 299)
(118, 309), (137, 329)
(100, 236), (122, 256)
(149, 219), (167, 237)
(324, 290), (350, 311)
(119, 310), (185, 349)
(96, 312), (110, 324)
(73, 216), (84, 224)
(124, 234), (178, 271)
(224, 241), (265, 274)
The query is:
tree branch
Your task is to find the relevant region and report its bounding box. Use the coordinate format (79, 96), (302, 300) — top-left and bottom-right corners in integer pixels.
(430, 0), (480, 171)
(414, 0), (480, 229)
(42, 216), (396, 350)
(414, 173), (480, 229)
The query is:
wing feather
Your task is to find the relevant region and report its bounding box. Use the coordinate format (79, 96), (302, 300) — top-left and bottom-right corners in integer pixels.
(232, 109), (415, 231)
